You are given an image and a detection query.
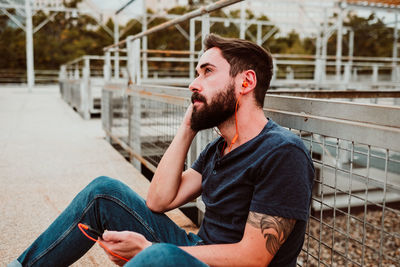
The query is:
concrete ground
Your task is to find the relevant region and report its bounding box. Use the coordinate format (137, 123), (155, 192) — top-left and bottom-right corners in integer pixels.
(0, 85), (196, 266)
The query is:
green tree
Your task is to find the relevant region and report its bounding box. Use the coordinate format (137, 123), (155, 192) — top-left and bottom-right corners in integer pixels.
(327, 13), (395, 57)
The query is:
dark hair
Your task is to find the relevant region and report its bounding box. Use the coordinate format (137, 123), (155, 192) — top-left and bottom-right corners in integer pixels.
(203, 33), (273, 108)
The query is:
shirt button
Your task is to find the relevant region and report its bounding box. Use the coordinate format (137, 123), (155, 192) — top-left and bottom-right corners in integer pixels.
(212, 170), (217, 175)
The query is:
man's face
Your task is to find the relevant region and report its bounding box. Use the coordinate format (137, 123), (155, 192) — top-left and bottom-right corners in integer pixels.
(190, 80), (236, 131)
(189, 47), (238, 131)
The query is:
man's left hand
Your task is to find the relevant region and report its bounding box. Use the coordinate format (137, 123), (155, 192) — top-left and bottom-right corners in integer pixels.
(100, 230), (152, 266)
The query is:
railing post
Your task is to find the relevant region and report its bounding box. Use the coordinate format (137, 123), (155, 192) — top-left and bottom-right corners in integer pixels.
(101, 89), (113, 143)
(239, 1), (246, 39)
(348, 30), (354, 75)
(271, 59), (277, 84)
(336, 6), (344, 82)
(127, 37), (136, 85)
(286, 66), (294, 80)
(114, 15), (120, 80)
(392, 13), (398, 82)
(59, 65), (67, 80)
(81, 57), (91, 119)
(321, 8), (328, 83)
(134, 39), (142, 85)
(189, 18), (195, 80)
(129, 38), (142, 171)
(142, 7), (148, 80)
(25, 0), (35, 92)
(201, 13), (210, 51)
(59, 65), (67, 99)
(352, 67), (358, 82)
(104, 51), (111, 81)
(74, 64), (80, 79)
(343, 62), (351, 84)
(372, 64), (379, 83)
(314, 32), (322, 88)
(256, 22), (262, 46)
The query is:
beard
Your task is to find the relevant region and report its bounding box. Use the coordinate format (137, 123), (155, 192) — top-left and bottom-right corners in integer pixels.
(190, 80), (237, 131)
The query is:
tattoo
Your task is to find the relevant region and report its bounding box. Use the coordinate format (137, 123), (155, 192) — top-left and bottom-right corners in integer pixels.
(247, 211), (296, 256)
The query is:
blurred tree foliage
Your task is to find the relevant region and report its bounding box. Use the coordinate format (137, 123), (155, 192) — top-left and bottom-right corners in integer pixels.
(327, 13), (396, 57)
(0, 6), (396, 71)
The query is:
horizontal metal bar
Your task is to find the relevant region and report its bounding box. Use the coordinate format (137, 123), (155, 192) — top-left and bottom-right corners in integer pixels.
(264, 94), (400, 128)
(266, 108), (400, 151)
(131, 84), (192, 98)
(104, 83), (400, 151)
(145, 49), (199, 55)
(64, 55), (127, 66)
(267, 90), (400, 99)
(127, 88), (190, 107)
(146, 57), (193, 63)
(104, 0), (243, 50)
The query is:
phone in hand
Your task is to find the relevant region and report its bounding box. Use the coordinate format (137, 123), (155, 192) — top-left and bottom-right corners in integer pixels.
(78, 223), (103, 239)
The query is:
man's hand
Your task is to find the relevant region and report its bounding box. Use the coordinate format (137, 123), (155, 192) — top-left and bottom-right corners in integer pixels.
(100, 230), (152, 266)
(182, 104), (195, 130)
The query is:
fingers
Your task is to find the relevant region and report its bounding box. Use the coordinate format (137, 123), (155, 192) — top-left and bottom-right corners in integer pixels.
(106, 252), (124, 265)
(99, 230), (152, 264)
(100, 240), (128, 265)
(102, 230), (124, 242)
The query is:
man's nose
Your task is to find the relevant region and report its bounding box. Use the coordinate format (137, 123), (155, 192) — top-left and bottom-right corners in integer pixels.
(189, 77), (201, 92)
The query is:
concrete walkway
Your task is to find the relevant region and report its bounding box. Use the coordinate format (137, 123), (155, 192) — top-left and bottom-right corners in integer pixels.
(0, 85), (196, 266)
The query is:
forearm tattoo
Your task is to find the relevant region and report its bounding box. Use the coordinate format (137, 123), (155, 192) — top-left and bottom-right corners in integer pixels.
(247, 211), (296, 256)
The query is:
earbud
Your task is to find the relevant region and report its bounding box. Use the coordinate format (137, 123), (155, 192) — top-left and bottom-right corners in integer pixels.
(240, 81), (248, 95)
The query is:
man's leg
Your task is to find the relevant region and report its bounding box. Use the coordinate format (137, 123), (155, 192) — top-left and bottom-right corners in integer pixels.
(125, 243), (208, 267)
(12, 176), (201, 267)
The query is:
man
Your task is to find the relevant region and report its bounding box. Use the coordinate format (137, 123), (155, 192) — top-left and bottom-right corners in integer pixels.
(9, 34), (314, 267)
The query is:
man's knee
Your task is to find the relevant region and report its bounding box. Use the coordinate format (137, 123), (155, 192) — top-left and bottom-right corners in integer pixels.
(83, 176), (142, 204)
(127, 243), (208, 267)
(88, 176), (125, 193)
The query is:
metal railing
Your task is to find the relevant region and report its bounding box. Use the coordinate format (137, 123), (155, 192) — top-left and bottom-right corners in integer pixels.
(0, 69), (59, 84)
(59, 0), (400, 265)
(59, 55), (128, 119)
(101, 83), (400, 266)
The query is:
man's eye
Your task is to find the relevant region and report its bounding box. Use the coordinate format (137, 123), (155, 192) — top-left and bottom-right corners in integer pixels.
(205, 68), (212, 73)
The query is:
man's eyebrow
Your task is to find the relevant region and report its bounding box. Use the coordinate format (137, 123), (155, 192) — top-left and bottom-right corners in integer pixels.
(195, 63), (216, 76)
(198, 63), (216, 70)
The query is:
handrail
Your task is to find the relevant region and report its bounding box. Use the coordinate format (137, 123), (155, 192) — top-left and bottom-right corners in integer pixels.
(102, 83), (400, 151)
(103, 0), (243, 51)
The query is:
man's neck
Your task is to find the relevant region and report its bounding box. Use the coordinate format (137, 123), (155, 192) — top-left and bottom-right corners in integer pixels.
(218, 107), (268, 154)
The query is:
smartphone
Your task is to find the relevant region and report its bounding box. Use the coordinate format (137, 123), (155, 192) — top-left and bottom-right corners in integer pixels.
(79, 223), (103, 238)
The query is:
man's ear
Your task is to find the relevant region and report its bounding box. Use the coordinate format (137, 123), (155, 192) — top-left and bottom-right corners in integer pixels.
(240, 70), (257, 95)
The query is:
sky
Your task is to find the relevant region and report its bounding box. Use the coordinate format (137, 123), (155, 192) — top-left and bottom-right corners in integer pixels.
(90, 0), (144, 16)
(87, 0), (398, 35)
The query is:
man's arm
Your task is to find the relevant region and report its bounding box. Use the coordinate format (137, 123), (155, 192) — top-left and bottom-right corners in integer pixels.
(146, 105), (202, 212)
(100, 212), (295, 266)
(181, 211), (296, 267)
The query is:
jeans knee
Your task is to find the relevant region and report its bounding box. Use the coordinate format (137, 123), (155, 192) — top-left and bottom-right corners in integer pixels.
(127, 244), (208, 267)
(84, 176), (142, 204)
(83, 176), (124, 198)
(131, 244), (178, 264)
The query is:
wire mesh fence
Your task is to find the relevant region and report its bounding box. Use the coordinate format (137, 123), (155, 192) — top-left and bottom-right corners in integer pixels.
(297, 133), (400, 267)
(102, 83), (400, 266)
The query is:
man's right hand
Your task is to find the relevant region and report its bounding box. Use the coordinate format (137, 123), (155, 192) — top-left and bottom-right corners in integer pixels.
(182, 104), (196, 131)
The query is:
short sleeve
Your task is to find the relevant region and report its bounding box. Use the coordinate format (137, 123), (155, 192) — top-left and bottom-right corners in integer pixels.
(250, 144), (314, 221)
(191, 144), (209, 174)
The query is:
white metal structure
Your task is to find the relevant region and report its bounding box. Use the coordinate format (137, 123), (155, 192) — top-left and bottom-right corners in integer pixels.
(56, 0), (400, 265)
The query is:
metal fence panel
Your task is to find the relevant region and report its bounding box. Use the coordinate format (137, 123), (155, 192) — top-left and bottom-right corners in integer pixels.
(102, 83), (400, 266)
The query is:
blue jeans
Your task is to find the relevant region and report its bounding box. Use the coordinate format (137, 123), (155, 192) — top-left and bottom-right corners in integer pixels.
(10, 176), (208, 267)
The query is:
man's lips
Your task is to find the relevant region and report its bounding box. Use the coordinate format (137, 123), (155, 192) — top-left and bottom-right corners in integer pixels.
(191, 92), (206, 105)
